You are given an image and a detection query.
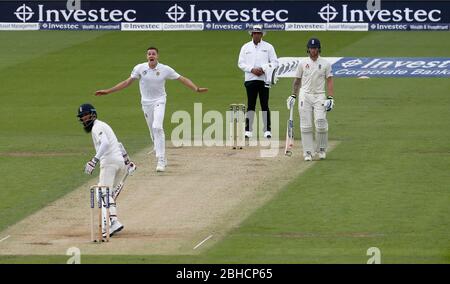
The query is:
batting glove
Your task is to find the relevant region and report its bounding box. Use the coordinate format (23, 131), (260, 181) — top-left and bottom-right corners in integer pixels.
(286, 95), (296, 110)
(84, 157), (99, 175)
(127, 161), (137, 176)
(323, 96), (334, 112)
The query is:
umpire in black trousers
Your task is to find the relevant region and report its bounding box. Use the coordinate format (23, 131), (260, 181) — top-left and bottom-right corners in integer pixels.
(238, 24), (279, 138)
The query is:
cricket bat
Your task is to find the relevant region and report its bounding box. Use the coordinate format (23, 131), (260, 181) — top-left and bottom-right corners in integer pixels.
(284, 105), (295, 156)
(112, 172), (129, 201)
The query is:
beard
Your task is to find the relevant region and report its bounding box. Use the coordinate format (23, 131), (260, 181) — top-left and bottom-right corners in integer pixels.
(83, 120), (94, 133)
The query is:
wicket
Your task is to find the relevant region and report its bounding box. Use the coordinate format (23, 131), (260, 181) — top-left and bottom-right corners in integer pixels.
(105, 187), (110, 242)
(89, 185), (111, 243)
(90, 187), (95, 242)
(229, 103), (246, 149)
(97, 187), (102, 242)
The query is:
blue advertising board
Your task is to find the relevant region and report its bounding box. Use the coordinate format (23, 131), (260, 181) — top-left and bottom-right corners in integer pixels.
(0, 1), (449, 31)
(276, 57), (450, 78)
(333, 57), (450, 77)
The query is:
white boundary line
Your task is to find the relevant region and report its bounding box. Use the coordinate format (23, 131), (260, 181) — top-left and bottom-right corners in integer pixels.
(193, 235), (213, 250)
(0, 235), (11, 243)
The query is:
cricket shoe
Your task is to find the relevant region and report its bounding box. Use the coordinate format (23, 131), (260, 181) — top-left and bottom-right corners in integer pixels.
(103, 220), (124, 238)
(244, 131), (253, 138)
(304, 151), (313, 161)
(318, 148), (326, 160)
(156, 157), (166, 172)
(264, 131), (272, 139)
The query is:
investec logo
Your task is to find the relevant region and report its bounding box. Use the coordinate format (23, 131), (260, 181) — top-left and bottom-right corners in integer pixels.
(14, 4), (137, 22)
(166, 3), (288, 23)
(318, 3), (442, 22)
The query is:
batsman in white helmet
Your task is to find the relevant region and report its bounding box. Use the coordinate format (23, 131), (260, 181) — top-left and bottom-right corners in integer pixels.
(78, 103), (137, 237)
(287, 38), (335, 161)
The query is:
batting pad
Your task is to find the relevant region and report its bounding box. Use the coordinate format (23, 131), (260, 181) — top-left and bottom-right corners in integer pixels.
(301, 127), (314, 155)
(315, 119), (328, 151)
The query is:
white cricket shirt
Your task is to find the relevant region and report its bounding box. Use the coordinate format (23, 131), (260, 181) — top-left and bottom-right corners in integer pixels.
(238, 40), (278, 82)
(91, 120), (123, 165)
(295, 56), (333, 95)
(130, 62), (181, 105)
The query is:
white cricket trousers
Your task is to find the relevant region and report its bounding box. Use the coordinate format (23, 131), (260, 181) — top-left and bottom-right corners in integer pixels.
(142, 101), (166, 159)
(298, 91), (329, 156)
(97, 160), (127, 225)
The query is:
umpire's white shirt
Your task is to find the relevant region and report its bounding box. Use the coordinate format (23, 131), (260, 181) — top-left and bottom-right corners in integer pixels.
(91, 120), (123, 165)
(295, 56), (333, 95)
(238, 40), (278, 82)
(131, 62), (181, 105)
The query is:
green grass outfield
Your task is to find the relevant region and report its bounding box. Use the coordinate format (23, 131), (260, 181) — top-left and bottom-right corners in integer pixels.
(0, 31), (449, 263)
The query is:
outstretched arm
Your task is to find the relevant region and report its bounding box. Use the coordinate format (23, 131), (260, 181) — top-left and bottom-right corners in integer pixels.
(95, 77), (136, 96)
(177, 76), (208, 93)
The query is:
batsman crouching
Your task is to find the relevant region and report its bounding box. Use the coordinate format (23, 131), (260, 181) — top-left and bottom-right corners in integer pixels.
(78, 103), (137, 238)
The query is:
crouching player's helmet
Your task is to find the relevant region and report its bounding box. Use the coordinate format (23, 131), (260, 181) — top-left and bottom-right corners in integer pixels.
(77, 103), (97, 133)
(306, 38), (321, 53)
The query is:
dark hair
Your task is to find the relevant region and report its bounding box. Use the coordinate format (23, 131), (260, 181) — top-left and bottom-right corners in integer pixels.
(147, 46), (159, 53)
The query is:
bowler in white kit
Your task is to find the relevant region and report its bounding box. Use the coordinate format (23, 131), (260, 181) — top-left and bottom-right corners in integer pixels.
(78, 103), (136, 237)
(95, 47), (208, 172)
(287, 38), (335, 161)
